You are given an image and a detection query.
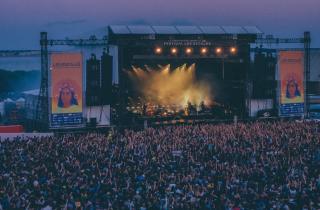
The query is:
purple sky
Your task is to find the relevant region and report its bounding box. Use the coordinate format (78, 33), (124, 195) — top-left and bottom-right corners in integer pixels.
(1, 0), (319, 49)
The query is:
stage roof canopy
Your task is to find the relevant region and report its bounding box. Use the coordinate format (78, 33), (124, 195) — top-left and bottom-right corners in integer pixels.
(108, 25), (263, 35)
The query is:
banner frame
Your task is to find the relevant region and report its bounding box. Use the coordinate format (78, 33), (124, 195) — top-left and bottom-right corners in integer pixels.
(278, 50), (305, 117)
(49, 51), (85, 129)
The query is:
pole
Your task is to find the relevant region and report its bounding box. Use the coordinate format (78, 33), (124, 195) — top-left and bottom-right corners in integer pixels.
(35, 32), (49, 130)
(222, 57), (225, 80)
(304, 31), (311, 118)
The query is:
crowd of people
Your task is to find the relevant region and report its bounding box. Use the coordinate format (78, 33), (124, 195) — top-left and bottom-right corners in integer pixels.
(0, 120), (320, 209)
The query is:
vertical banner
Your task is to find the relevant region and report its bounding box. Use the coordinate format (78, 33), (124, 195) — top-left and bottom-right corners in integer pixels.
(50, 53), (83, 127)
(279, 51), (304, 116)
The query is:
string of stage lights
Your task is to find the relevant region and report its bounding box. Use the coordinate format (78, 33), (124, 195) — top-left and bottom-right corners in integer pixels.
(154, 46), (238, 56)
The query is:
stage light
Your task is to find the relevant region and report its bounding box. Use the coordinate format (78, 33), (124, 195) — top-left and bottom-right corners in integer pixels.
(185, 47), (193, 55)
(171, 47), (178, 55)
(154, 47), (162, 54)
(200, 47), (208, 55)
(215, 47), (222, 54)
(230, 47), (237, 54)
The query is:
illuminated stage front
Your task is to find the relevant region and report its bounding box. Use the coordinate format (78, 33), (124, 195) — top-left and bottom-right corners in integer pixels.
(123, 59), (247, 119)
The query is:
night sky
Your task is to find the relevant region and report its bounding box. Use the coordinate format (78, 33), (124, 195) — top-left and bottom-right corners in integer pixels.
(0, 0), (319, 49)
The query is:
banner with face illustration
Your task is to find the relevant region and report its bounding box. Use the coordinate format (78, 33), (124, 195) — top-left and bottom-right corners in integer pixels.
(279, 51), (304, 116)
(50, 53), (83, 127)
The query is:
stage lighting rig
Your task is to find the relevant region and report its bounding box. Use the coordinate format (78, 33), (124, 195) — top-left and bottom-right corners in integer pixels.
(200, 47), (208, 55)
(170, 47), (178, 55)
(230, 47), (237, 54)
(154, 47), (162, 54)
(215, 47), (223, 55)
(185, 47), (193, 55)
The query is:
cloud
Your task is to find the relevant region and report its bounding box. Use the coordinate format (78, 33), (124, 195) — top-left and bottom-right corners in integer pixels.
(108, 18), (195, 26)
(170, 19), (194, 26)
(111, 19), (150, 25)
(45, 19), (86, 27)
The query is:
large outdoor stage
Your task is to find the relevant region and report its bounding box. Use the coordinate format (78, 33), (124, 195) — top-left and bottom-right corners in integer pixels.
(107, 25), (260, 124)
(29, 25), (311, 130)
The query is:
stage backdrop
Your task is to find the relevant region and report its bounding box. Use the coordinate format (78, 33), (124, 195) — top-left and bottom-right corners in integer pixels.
(50, 53), (83, 127)
(279, 51), (304, 116)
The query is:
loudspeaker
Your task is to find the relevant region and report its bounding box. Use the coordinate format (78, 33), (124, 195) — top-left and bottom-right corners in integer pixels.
(86, 50), (113, 106)
(101, 50), (113, 104)
(86, 54), (101, 106)
(89, 118), (97, 127)
(252, 52), (276, 98)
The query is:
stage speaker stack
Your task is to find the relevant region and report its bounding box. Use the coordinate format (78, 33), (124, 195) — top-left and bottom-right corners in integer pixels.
(265, 53), (277, 98)
(86, 50), (113, 106)
(252, 52), (276, 98)
(86, 54), (101, 106)
(101, 51), (113, 105)
(89, 118), (97, 127)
